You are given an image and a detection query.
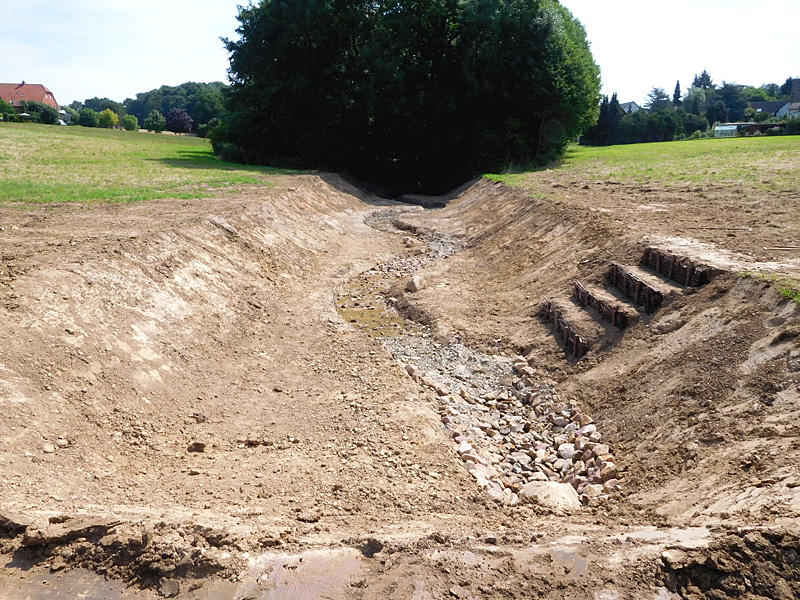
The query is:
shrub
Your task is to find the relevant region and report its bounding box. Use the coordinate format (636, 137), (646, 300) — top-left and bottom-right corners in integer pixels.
(21, 101), (59, 124)
(79, 108), (100, 127)
(122, 114), (139, 131)
(765, 126), (783, 136)
(196, 117), (219, 138)
(213, 141), (247, 163)
(0, 98), (15, 114)
(98, 108), (119, 129)
(143, 110), (166, 133)
(787, 117), (800, 135)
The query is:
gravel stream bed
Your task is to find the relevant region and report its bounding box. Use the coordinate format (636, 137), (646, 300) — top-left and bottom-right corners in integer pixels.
(340, 208), (623, 507)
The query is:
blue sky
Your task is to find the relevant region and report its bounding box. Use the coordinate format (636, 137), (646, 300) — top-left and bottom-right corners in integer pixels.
(3, 1), (799, 106)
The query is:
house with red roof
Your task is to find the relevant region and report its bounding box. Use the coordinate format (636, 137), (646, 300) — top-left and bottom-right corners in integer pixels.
(0, 82), (59, 112)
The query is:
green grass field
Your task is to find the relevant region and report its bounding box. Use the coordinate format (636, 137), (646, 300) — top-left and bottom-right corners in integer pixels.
(0, 123), (294, 204)
(3, 123), (799, 205)
(489, 136), (800, 194)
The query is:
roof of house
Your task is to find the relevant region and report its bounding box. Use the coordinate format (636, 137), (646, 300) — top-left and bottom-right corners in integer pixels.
(620, 101), (640, 112)
(749, 101), (787, 114)
(0, 83), (59, 109)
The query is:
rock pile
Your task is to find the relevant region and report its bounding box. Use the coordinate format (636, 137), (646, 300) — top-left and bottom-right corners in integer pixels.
(358, 207), (620, 508)
(404, 356), (621, 507)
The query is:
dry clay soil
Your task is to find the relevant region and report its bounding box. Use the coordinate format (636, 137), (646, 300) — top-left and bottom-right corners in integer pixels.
(1, 170), (800, 600)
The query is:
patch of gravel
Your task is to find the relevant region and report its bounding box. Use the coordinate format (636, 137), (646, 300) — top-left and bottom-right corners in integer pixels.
(351, 209), (623, 507)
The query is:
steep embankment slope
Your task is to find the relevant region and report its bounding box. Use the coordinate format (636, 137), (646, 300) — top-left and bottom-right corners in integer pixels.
(398, 177), (800, 527)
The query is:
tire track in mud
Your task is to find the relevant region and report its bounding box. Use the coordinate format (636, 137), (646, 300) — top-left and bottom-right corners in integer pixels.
(338, 209), (623, 508)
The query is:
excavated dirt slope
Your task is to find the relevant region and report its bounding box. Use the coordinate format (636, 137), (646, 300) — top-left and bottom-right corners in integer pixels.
(1, 172), (799, 600)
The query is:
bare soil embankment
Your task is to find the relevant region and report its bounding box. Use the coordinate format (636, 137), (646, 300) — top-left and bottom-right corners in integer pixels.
(1, 171), (799, 599)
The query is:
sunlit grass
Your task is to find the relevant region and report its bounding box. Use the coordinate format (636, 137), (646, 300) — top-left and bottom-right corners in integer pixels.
(739, 272), (800, 305)
(487, 136), (800, 193)
(0, 123), (298, 204)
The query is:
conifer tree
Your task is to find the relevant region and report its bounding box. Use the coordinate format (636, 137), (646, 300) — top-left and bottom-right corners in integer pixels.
(673, 81), (682, 106)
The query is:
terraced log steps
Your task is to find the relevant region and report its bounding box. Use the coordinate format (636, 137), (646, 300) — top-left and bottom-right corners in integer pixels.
(540, 248), (718, 359)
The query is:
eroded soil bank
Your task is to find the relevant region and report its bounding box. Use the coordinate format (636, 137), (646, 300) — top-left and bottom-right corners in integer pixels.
(1, 173), (799, 599)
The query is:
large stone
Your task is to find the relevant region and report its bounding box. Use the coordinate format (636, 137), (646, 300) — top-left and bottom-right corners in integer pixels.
(518, 481), (581, 511)
(456, 441), (473, 455)
(592, 444), (610, 457)
(468, 462), (499, 483)
(509, 452), (532, 467)
(485, 481), (506, 503)
(584, 484), (604, 498)
(557, 443), (576, 461)
(159, 577), (181, 598)
(406, 275), (428, 292)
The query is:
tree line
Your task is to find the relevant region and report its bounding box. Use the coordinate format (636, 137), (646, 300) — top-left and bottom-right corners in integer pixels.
(584, 71), (798, 146)
(213, 0), (601, 194)
(61, 81), (227, 135)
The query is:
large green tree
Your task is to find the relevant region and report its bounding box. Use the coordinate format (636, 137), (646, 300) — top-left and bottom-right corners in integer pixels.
(220, 0), (600, 193)
(645, 87), (671, 111)
(79, 107), (99, 128)
(143, 110), (166, 133)
(98, 108), (119, 129)
(693, 70), (714, 91)
(714, 82), (747, 121)
(779, 77), (794, 97)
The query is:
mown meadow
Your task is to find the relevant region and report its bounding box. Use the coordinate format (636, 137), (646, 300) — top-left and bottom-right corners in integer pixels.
(0, 123), (293, 204)
(3, 123), (798, 206)
(490, 136), (800, 194)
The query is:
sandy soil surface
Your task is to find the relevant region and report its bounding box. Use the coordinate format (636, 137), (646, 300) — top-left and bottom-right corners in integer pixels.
(1, 170), (799, 599)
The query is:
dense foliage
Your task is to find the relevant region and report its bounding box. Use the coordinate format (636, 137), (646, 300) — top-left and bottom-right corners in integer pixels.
(74, 97), (125, 116)
(166, 108), (193, 134)
(98, 108), (119, 129)
(584, 72), (798, 147)
(218, 0), (600, 193)
(144, 110), (166, 133)
(0, 98), (15, 115)
(20, 101), (60, 125)
(79, 107), (100, 128)
(123, 82), (226, 134)
(122, 114), (139, 131)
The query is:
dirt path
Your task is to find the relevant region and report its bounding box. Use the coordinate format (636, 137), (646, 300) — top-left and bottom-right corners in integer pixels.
(1, 173), (799, 599)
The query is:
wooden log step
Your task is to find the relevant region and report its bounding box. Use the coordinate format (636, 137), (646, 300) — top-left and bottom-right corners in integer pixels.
(538, 298), (606, 358)
(641, 248), (718, 287)
(606, 263), (683, 314)
(573, 281), (639, 329)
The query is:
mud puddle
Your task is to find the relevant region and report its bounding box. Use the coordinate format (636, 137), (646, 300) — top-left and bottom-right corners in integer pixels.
(0, 568), (159, 600)
(336, 274), (407, 338)
(0, 548), (363, 600)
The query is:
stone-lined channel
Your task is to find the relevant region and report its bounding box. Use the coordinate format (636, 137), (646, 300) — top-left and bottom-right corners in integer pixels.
(337, 208), (623, 507)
